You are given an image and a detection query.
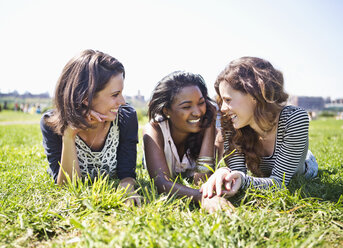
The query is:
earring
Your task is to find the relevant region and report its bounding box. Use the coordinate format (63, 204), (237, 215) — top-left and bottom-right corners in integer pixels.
(166, 115), (170, 119)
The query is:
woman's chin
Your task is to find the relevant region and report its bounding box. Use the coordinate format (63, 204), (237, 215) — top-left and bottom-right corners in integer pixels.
(232, 123), (241, 129)
(190, 126), (202, 133)
(106, 112), (117, 121)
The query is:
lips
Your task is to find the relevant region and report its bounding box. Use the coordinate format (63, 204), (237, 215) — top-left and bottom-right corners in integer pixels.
(110, 109), (117, 113)
(229, 114), (237, 121)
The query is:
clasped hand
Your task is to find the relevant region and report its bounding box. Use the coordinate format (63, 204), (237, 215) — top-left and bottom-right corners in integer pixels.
(64, 110), (109, 136)
(200, 168), (242, 198)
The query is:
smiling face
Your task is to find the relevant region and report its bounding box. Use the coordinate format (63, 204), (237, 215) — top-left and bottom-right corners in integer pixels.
(164, 85), (206, 136)
(90, 73), (125, 122)
(219, 81), (256, 129)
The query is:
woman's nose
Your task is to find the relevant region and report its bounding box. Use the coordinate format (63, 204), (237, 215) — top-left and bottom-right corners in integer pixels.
(118, 94), (126, 106)
(192, 106), (201, 117)
(221, 102), (229, 113)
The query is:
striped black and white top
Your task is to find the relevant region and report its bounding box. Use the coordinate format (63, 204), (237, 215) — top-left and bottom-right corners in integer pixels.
(223, 105), (309, 189)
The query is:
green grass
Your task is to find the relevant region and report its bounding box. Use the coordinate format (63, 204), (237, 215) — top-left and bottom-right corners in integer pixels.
(0, 111), (342, 247)
(0, 110), (42, 123)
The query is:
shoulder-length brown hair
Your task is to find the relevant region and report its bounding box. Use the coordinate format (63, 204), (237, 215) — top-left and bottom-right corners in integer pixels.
(214, 57), (288, 176)
(46, 49), (125, 135)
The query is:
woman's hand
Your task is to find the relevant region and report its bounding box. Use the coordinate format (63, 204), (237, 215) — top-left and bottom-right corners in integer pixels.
(119, 177), (142, 207)
(222, 171), (242, 198)
(63, 125), (82, 138)
(201, 194), (234, 214)
(63, 109), (108, 138)
(124, 192), (142, 207)
(200, 168), (231, 198)
(200, 168), (242, 198)
(86, 110), (108, 124)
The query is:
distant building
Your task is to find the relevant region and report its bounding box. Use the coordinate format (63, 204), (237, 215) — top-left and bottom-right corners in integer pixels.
(325, 98), (343, 110)
(288, 96), (325, 111)
(324, 97), (331, 104)
(0, 91), (50, 99)
(332, 98), (343, 104)
(125, 90), (147, 109)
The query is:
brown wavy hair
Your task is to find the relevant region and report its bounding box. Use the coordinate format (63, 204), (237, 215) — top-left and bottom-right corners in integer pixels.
(148, 71), (215, 161)
(214, 57), (288, 176)
(46, 49), (125, 135)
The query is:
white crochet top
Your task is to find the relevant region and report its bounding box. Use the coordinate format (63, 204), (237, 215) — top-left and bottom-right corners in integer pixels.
(75, 121), (120, 179)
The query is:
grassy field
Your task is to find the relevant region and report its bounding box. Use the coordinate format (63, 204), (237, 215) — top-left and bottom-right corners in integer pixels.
(0, 110), (342, 247)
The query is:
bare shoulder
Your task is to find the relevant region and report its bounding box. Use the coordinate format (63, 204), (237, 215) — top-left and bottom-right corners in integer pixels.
(143, 121), (169, 178)
(143, 121), (164, 147)
(143, 121), (161, 135)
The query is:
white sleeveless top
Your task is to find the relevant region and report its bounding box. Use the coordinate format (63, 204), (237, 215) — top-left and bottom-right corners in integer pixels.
(75, 120), (120, 179)
(158, 120), (196, 178)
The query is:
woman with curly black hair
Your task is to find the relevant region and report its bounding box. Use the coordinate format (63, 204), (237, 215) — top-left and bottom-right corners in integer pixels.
(143, 71), (233, 212)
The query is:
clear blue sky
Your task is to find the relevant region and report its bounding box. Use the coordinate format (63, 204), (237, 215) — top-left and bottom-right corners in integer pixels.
(0, 0), (342, 100)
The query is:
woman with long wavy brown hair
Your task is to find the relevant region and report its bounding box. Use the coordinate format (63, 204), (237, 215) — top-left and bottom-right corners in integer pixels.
(201, 57), (318, 198)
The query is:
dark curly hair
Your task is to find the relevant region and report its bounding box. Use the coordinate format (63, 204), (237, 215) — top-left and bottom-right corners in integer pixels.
(148, 71), (215, 161)
(214, 57), (288, 176)
(46, 49), (125, 135)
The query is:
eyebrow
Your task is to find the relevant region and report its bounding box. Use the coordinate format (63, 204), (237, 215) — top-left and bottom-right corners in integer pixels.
(222, 96), (231, 100)
(178, 97), (204, 106)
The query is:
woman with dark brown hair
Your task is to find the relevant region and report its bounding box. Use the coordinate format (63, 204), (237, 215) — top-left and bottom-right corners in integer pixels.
(40, 49), (141, 205)
(143, 71), (233, 212)
(201, 57), (318, 198)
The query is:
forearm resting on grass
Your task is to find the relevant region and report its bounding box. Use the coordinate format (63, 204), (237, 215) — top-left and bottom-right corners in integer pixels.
(152, 174), (234, 213)
(153, 173), (203, 202)
(57, 128), (81, 185)
(149, 158), (233, 212)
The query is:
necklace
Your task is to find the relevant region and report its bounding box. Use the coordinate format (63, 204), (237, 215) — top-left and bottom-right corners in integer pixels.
(89, 131), (99, 149)
(83, 122), (108, 149)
